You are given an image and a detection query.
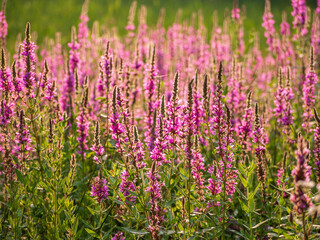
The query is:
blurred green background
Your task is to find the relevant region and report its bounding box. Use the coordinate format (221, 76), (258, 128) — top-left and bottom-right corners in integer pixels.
(5, 0), (317, 52)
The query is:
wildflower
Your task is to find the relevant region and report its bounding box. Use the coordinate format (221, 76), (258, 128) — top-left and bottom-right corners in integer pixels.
(253, 104), (266, 195)
(144, 46), (159, 150)
(0, 48), (13, 96)
(262, 0), (275, 51)
(291, 0), (308, 38)
(302, 48), (318, 131)
(112, 232), (125, 240)
(14, 110), (32, 164)
(90, 121), (105, 164)
(0, 9), (7, 47)
(290, 134), (311, 214)
(91, 177), (109, 203)
(239, 92), (254, 151)
(119, 170), (136, 204)
(146, 162), (165, 240)
(129, 126), (146, 169)
(77, 88), (89, 158)
(21, 23), (37, 98)
(166, 72), (182, 147)
(313, 109), (320, 182)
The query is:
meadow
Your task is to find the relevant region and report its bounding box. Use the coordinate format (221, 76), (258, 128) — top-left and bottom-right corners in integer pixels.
(0, 0), (320, 239)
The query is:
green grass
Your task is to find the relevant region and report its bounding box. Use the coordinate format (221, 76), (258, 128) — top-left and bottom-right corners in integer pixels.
(5, 0), (317, 53)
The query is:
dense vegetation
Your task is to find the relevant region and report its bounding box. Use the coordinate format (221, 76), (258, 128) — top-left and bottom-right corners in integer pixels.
(1, 0), (320, 239)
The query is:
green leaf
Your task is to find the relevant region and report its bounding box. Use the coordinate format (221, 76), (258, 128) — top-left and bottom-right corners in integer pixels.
(248, 197), (255, 213)
(239, 199), (249, 213)
(239, 174), (247, 188)
(15, 169), (24, 184)
(85, 228), (98, 238)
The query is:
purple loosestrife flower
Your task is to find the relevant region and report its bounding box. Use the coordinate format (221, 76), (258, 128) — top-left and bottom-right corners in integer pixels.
(253, 104), (266, 195)
(0, 100), (13, 127)
(146, 162), (165, 240)
(166, 72), (182, 148)
(262, 0), (275, 52)
(119, 170), (136, 204)
(11, 61), (23, 95)
(193, 74), (205, 136)
(0, 49), (13, 96)
(14, 111), (32, 166)
(231, 0), (240, 20)
(274, 69), (288, 126)
(227, 61), (246, 124)
(109, 87), (126, 154)
(192, 136), (205, 201)
(291, 0), (308, 39)
(313, 109), (320, 182)
(90, 121), (105, 164)
(21, 23), (37, 98)
(150, 116), (168, 165)
(128, 126), (146, 169)
(91, 177), (109, 203)
(112, 232), (125, 240)
(68, 27), (80, 74)
(281, 68), (294, 134)
(239, 92), (254, 151)
(184, 79), (195, 168)
(277, 153), (288, 197)
(0, 10), (7, 47)
(302, 48), (318, 131)
(144, 46), (159, 150)
(101, 42), (113, 95)
(280, 13), (291, 36)
(290, 134), (311, 214)
(210, 63), (238, 201)
(77, 88), (89, 158)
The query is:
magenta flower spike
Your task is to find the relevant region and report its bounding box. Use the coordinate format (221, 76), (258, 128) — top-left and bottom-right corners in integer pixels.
(21, 23), (37, 98)
(290, 134), (311, 214)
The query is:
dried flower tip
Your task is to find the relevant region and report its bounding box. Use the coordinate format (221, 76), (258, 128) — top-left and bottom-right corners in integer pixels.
(286, 67), (291, 87)
(83, 76), (88, 88)
(71, 26), (77, 42)
(25, 22), (31, 43)
(289, 211), (293, 223)
(48, 118), (53, 143)
(314, 108), (320, 125)
(1, 48), (5, 69)
(226, 105), (231, 124)
(218, 61), (223, 83)
(160, 95), (166, 117)
(194, 135), (199, 149)
(105, 41), (110, 59)
(188, 79), (194, 109)
(82, 87), (88, 108)
(203, 74), (208, 101)
(112, 87), (117, 111)
(70, 154), (76, 168)
(133, 125), (139, 142)
(282, 152), (287, 169)
(159, 117), (163, 137)
(12, 61), (16, 78)
(172, 72), (179, 102)
(247, 91), (252, 108)
(195, 69), (199, 90)
(310, 46), (315, 72)
(94, 121), (100, 145)
(151, 45), (156, 67)
(278, 68), (283, 88)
